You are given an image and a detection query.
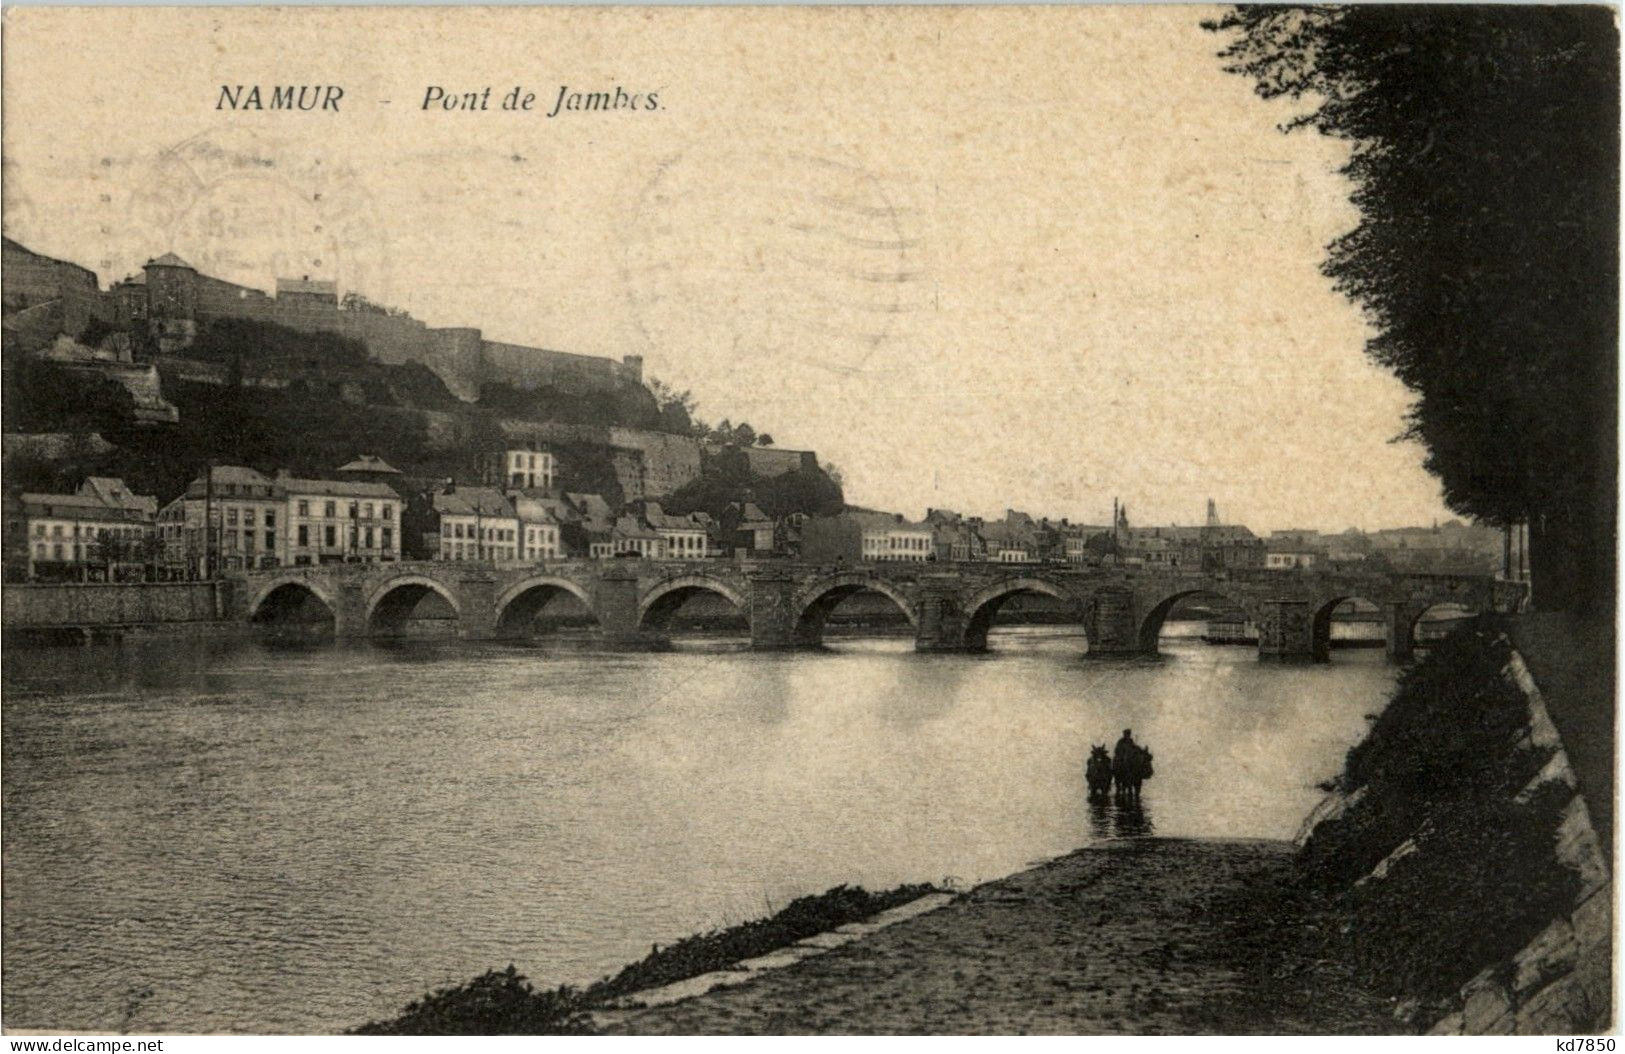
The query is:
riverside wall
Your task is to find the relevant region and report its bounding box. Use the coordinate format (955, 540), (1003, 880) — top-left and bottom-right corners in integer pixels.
(2, 581), (228, 630)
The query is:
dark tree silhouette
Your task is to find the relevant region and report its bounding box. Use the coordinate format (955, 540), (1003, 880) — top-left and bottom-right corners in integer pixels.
(1206, 6), (1618, 614)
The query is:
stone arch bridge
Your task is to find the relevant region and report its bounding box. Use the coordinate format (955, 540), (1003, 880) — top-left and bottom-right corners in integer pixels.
(226, 559), (1525, 663)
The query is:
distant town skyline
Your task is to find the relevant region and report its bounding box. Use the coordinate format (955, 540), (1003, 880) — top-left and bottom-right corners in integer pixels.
(3, 6), (1459, 534)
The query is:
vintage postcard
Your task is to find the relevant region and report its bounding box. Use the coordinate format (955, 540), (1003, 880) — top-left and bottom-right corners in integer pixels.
(0, 3), (1614, 1039)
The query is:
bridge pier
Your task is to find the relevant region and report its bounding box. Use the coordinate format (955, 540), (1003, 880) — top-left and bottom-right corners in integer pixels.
(1082, 587), (1142, 658)
(1257, 599), (1317, 663)
(747, 572), (803, 650)
(455, 575), (499, 640)
(915, 578), (972, 652)
(333, 579), (368, 640)
(595, 566), (666, 649)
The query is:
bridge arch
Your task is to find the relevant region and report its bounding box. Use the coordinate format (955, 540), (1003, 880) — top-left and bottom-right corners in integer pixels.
(638, 574), (750, 631)
(963, 577), (1076, 651)
(248, 577), (337, 632)
(1309, 593), (1392, 662)
(793, 573), (918, 647)
(494, 576), (599, 638)
(365, 575), (462, 638)
(1136, 586), (1255, 654)
(1411, 599), (1480, 649)
(248, 576), (338, 621)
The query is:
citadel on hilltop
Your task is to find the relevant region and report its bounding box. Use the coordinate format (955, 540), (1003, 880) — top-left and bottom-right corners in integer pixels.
(3, 238), (643, 401)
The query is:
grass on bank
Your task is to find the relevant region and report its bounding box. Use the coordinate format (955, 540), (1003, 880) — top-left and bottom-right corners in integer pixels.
(354, 882), (940, 1035)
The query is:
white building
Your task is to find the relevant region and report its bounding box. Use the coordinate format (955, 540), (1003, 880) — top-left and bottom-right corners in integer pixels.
(434, 486), (519, 562)
(852, 511), (934, 562)
(508, 492), (564, 561)
(1265, 549), (1319, 570)
(594, 516), (666, 559)
(642, 503), (709, 560)
(22, 477), (156, 579)
(157, 465), (286, 575)
(283, 475), (402, 565)
(485, 447), (556, 491)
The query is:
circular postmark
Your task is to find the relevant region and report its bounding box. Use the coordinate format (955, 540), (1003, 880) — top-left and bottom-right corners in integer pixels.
(618, 145), (926, 391)
(124, 128), (393, 303)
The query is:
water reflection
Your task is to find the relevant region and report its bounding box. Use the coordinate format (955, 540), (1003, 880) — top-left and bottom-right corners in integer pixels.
(1086, 795), (1156, 840)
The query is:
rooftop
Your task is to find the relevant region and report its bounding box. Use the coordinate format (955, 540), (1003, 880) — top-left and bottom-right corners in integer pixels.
(335, 455), (402, 475)
(280, 475), (399, 500)
(433, 486), (514, 519)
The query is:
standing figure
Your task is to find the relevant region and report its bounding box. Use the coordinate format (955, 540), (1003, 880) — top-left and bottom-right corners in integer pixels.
(1112, 728), (1152, 800)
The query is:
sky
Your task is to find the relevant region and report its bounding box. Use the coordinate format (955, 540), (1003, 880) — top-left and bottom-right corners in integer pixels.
(2, 6), (1456, 533)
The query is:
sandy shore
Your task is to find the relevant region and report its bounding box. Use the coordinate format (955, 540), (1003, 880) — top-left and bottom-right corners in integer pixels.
(603, 838), (1397, 1035)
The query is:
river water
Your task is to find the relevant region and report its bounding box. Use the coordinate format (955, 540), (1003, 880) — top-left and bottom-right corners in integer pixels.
(2, 625), (1396, 1034)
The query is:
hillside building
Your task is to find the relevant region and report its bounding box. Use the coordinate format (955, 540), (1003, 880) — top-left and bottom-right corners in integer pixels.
(484, 447), (556, 492)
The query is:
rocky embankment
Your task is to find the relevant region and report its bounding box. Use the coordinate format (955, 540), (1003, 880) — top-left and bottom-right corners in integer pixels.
(1294, 624), (1609, 1034)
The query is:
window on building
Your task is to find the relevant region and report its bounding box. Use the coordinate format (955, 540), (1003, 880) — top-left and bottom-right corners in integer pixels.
(349, 502), (358, 520)
(324, 501), (336, 518)
(324, 525), (336, 547)
(52, 544), (63, 560)
(298, 525), (309, 547)
(265, 510), (276, 528)
(364, 503), (373, 519)
(383, 506), (393, 521)
(381, 527), (392, 550)
(298, 501), (309, 517)
(365, 527), (374, 549)
(265, 530), (275, 550)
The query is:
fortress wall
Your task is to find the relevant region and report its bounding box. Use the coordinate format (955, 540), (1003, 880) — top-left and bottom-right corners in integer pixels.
(194, 274), (272, 316)
(607, 427), (703, 498)
(480, 339), (619, 393)
(424, 328), (484, 401)
(2, 240), (99, 308)
(743, 446), (814, 477)
(58, 283), (114, 335)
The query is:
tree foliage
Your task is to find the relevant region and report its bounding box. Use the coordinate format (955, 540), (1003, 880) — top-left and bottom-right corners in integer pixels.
(1206, 6), (1618, 613)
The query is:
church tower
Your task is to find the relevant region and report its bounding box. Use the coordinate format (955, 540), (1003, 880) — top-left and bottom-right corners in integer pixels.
(1207, 498), (1219, 527)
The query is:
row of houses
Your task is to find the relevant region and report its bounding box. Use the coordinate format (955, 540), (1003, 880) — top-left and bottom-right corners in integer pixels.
(1253, 522), (1504, 576)
(2, 450), (788, 581)
(15, 466), (1488, 582)
(794, 506), (1271, 570)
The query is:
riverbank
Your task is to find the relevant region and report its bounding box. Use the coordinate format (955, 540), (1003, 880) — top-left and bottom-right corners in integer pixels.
(600, 838), (1394, 1034)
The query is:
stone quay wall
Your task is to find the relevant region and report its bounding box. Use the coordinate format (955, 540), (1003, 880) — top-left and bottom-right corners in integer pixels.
(2, 581), (227, 629)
